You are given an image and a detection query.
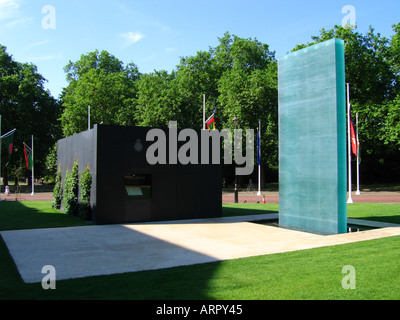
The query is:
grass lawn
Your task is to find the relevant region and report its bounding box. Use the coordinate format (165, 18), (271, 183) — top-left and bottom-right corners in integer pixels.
(347, 203), (400, 224)
(1, 201), (400, 300)
(0, 201), (91, 231)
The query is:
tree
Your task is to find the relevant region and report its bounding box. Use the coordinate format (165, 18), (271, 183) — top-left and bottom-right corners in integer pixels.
(172, 32), (278, 132)
(63, 161), (79, 216)
(64, 50), (125, 81)
(52, 165), (62, 209)
(383, 23), (400, 149)
(79, 165), (92, 220)
(0, 45), (61, 183)
(213, 32), (275, 73)
(215, 33), (278, 167)
(218, 65), (278, 167)
(61, 50), (140, 136)
(388, 23), (400, 87)
(174, 50), (221, 129)
(135, 70), (182, 127)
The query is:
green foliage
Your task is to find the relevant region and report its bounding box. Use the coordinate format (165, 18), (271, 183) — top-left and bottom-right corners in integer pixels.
(52, 165), (63, 210)
(135, 70), (181, 127)
(45, 142), (58, 179)
(63, 161), (79, 216)
(0, 45), (62, 180)
(79, 165), (92, 220)
(61, 50), (139, 136)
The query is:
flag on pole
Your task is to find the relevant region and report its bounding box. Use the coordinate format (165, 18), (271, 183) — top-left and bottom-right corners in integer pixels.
(206, 113), (216, 131)
(350, 118), (357, 157)
(1, 129), (16, 166)
(23, 142), (33, 170)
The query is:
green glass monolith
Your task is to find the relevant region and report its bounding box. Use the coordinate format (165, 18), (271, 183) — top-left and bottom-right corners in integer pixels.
(278, 38), (347, 234)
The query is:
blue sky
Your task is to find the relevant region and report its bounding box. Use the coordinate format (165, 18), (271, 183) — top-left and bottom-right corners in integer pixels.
(0, 0), (399, 98)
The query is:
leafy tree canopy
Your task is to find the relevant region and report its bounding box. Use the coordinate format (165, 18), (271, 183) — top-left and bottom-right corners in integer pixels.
(61, 50), (140, 136)
(0, 45), (61, 180)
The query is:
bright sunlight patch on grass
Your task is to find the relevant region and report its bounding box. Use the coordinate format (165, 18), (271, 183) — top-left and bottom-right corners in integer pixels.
(347, 203), (400, 224)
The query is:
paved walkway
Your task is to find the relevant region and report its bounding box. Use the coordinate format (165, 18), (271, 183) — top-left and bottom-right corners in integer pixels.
(2, 214), (400, 283)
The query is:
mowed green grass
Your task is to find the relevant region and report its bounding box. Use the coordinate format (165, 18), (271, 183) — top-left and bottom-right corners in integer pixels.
(1, 201), (400, 300)
(346, 203), (400, 224)
(0, 201), (91, 231)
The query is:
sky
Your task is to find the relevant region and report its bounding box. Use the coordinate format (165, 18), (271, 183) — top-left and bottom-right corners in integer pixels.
(0, 0), (399, 98)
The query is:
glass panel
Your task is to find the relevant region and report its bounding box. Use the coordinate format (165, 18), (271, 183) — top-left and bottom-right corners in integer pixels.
(124, 174), (152, 199)
(278, 39), (347, 234)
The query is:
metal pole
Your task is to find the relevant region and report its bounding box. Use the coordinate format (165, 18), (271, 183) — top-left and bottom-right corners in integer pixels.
(31, 135), (35, 196)
(203, 95), (205, 130)
(88, 105), (90, 131)
(257, 119), (262, 196)
(0, 115), (2, 201)
(233, 116), (239, 203)
(347, 83), (353, 203)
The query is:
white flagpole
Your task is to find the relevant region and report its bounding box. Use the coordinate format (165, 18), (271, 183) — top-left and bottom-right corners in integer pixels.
(0, 128), (17, 138)
(257, 119), (262, 196)
(355, 113), (361, 195)
(203, 94), (206, 130)
(31, 135), (35, 196)
(0, 115), (2, 202)
(347, 83), (353, 203)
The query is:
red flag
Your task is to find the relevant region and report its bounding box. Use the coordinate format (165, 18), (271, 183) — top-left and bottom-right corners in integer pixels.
(23, 143), (33, 170)
(350, 120), (357, 157)
(206, 114), (215, 131)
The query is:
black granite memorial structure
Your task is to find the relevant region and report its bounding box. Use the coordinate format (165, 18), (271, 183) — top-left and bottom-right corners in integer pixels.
(57, 124), (222, 224)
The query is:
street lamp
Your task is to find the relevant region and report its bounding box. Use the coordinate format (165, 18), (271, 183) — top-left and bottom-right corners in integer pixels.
(233, 115), (239, 203)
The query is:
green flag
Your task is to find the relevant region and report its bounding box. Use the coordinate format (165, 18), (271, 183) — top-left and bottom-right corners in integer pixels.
(1, 130), (15, 167)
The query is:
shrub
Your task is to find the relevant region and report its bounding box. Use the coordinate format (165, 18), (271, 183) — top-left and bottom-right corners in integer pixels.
(63, 160), (79, 216)
(52, 165), (63, 209)
(79, 165), (92, 220)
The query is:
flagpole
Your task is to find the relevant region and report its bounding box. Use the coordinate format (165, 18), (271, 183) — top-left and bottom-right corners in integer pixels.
(347, 83), (353, 203)
(0, 115), (2, 201)
(203, 94), (206, 130)
(31, 135), (35, 196)
(355, 113), (361, 195)
(0, 128), (16, 138)
(257, 119), (262, 196)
